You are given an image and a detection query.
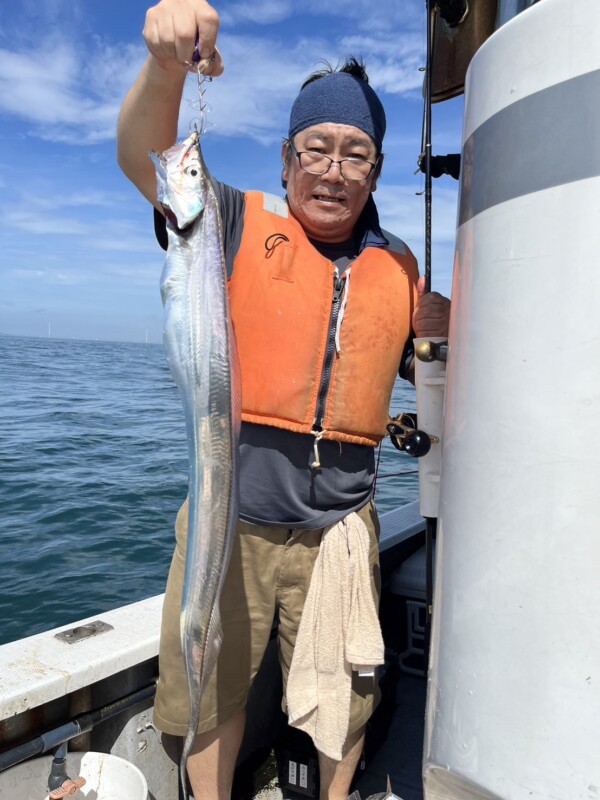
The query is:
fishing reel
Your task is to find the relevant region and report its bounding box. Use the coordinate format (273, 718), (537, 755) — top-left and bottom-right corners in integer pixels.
(386, 412), (439, 458)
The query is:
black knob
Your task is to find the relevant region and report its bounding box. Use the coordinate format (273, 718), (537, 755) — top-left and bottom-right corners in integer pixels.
(403, 430), (431, 458)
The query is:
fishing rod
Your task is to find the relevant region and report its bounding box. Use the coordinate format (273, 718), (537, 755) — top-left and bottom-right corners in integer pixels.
(420, 0), (467, 662)
(424, 0), (434, 296)
(422, 0), (436, 670)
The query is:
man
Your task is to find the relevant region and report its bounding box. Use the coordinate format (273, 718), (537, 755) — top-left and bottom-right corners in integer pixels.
(117, 2), (450, 798)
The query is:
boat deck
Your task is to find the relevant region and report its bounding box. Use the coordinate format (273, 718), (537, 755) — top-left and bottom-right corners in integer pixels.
(353, 673), (426, 800)
(244, 670), (427, 800)
(0, 501), (429, 800)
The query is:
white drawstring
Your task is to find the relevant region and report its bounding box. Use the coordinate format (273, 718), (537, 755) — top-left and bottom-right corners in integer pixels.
(310, 429), (328, 468)
(334, 267), (351, 354)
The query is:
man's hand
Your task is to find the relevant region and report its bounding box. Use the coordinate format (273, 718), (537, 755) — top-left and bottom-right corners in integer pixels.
(412, 275), (451, 339)
(143, 0), (224, 76)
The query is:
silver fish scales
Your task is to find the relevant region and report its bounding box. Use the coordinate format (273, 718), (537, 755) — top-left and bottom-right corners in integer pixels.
(151, 130), (241, 788)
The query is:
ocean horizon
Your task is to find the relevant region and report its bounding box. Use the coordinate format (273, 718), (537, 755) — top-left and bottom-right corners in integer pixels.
(0, 333), (418, 646)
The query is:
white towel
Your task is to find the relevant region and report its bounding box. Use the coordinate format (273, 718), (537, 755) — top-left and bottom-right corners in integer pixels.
(286, 512), (385, 761)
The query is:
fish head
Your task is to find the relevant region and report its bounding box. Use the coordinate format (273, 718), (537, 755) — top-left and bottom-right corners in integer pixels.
(150, 132), (207, 230)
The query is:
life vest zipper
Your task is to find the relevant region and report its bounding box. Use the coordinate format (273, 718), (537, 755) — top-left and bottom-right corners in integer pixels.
(313, 267), (345, 435)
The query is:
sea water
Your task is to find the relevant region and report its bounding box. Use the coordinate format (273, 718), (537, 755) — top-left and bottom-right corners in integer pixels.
(0, 334), (417, 645)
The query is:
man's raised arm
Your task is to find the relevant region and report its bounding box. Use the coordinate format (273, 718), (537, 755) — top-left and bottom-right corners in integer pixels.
(116, 0), (223, 210)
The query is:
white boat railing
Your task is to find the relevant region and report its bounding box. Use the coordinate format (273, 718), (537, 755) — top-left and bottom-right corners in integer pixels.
(0, 500), (424, 724)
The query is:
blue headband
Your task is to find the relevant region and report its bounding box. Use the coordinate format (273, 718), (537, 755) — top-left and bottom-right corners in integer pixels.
(288, 72), (386, 152)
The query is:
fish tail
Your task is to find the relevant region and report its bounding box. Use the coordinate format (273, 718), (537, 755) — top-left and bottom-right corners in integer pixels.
(179, 604), (224, 791)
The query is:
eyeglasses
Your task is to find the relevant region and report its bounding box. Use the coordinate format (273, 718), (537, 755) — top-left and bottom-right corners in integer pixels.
(289, 142), (379, 182)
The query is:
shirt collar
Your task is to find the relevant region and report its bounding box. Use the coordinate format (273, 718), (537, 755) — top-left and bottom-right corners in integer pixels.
(353, 194), (389, 252)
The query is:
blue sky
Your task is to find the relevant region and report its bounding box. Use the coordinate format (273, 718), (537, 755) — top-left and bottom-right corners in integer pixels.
(0, 0), (463, 343)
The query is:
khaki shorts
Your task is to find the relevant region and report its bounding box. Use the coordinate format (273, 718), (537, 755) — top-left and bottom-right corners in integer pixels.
(153, 499), (381, 738)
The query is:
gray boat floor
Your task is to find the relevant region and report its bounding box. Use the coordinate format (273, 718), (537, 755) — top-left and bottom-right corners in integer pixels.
(250, 672), (426, 800)
(352, 673), (426, 800)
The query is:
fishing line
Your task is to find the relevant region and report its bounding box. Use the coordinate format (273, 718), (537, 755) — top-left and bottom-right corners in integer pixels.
(377, 470), (419, 479)
(185, 66), (213, 137)
(183, 38), (261, 137)
(372, 440), (384, 497)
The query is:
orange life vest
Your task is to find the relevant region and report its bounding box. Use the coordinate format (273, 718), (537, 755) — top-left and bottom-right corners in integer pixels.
(228, 191), (419, 447)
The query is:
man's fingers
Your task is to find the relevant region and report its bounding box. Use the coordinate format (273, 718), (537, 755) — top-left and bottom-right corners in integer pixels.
(196, 46), (224, 76)
(193, 4), (220, 67)
(413, 291), (451, 338)
(142, 1), (223, 74)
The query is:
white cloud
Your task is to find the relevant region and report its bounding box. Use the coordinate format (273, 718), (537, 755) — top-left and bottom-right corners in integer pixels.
(220, 0), (423, 32)
(0, 1), (427, 147)
(54, 271), (85, 285)
(177, 23), (426, 146)
(220, 1), (295, 26)
(7, 244), (161, 289)
(89, 235), (161, 255)
(100, 263), (163, 288)
(16, 0), (84, 26)
(9, 267), (83, 286)
(179, 33), (305, 143)
(11, 268), (47, 280)
(26, 190), (127, 211)
(0, 39), (146, 145)
(307, 0), (422, 25)
(377, 182), (458, 243)
(0, 0), (462, 342)
(0, 45), (85, 123)
(341, 50), (421, 96)
(4, 210), (93, 236)
(1, 188), (156, 252)
(374, 182), (459, 297)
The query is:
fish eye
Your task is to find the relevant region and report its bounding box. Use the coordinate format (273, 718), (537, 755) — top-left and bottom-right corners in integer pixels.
(184, 164), (200, 177)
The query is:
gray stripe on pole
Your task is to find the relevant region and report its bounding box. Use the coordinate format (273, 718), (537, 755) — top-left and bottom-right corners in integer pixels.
(458, 69), (600, 226)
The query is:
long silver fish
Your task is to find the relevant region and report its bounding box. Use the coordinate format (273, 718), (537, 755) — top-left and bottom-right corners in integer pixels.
(151, 130), (241, 788)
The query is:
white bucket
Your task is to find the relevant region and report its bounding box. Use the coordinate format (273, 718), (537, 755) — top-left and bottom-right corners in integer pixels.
(0, 751), (148, 800)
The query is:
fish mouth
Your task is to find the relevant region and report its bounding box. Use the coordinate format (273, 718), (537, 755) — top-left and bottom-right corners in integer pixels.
(161, 195), (205, 231)
(162, 205), (200, 233)
(162, 206), (179, 229)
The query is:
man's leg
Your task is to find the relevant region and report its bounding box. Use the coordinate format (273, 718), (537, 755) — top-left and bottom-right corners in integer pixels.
(318, 725), (365, 800)
(278, 504), (380, 800)
(155, 509), (287, 798)
(187, 709), (246, 800)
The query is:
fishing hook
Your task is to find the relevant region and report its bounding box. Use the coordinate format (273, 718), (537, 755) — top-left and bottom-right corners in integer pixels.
(183, 38), (215, 136)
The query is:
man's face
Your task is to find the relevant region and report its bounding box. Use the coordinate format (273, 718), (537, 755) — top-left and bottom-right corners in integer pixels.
(282, 123), (379, 243)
